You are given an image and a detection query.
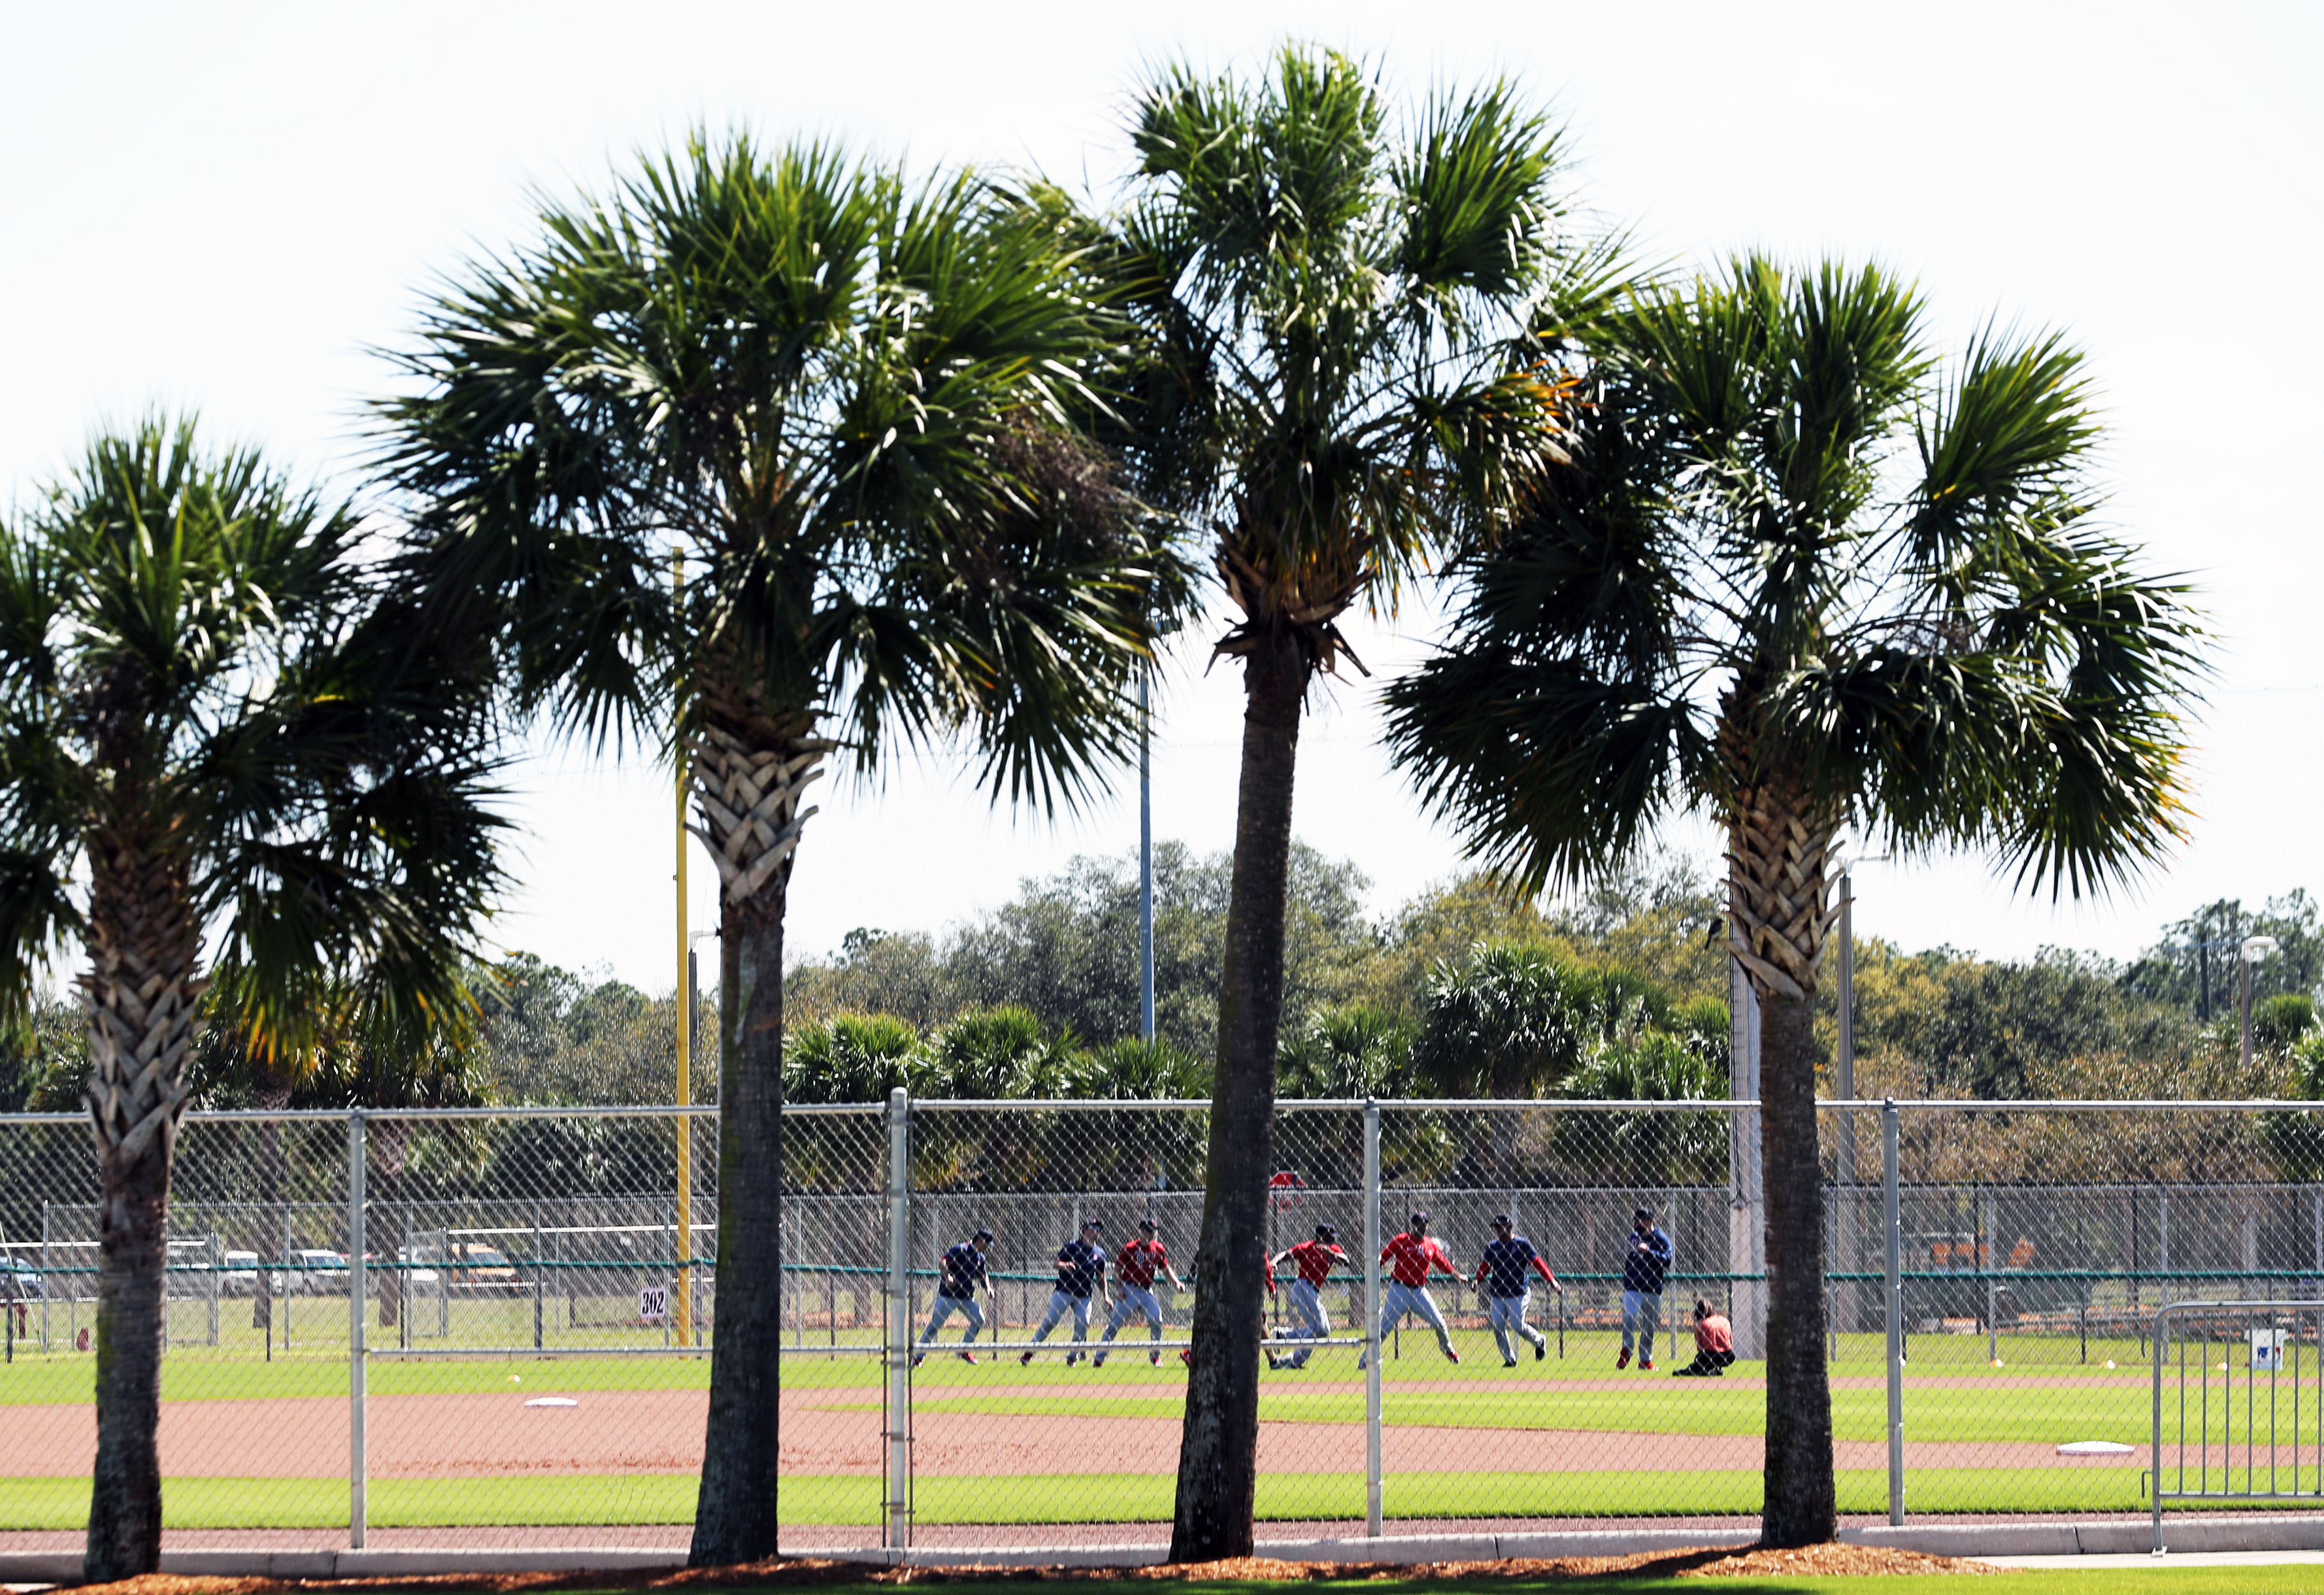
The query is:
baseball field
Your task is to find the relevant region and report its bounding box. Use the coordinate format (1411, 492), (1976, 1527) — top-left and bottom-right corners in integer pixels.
(4, 1320), (2306, 1541)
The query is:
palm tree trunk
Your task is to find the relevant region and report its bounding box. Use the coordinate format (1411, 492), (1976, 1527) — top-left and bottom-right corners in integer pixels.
(689, 709), (827, 1567)
(80, 839), (201, 1583)
(1725, 760), (1838, 1548)
(1758, 987), (1833, 1544)
(1170, 627), (1303, 1562)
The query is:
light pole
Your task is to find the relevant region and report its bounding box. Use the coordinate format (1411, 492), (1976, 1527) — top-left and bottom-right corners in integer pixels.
(1137, 622), (1176, 1046)
(2241, 935), (2280, 1069)
(1834, 852), (1887, 1339)
(1139, 667), (1155, 1044)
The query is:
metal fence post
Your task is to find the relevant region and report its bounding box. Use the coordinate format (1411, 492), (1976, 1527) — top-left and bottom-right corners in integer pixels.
(885, 1088), (912, 1553)
(1363, 1096), (1382, 1538)
(1883, 1098), (1902, 1526)
(348, 1109), (368, 1550)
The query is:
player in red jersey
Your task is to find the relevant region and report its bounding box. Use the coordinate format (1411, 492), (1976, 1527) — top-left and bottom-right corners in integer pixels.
(1358, 1211), (1461, 1368)
(1267, 1222), (1348, 1369)
(1094, 1217), (1184, 1366)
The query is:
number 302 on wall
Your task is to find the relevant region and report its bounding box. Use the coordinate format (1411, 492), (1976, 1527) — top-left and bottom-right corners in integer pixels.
(639, 1286), (671, 1321)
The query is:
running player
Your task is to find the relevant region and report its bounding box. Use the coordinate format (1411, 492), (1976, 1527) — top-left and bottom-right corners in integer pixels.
(1473, 1213), (1561, 1366)
(1358, 1210), (1461, 1368)
(912, 1227), (995, 1367)
(1094, 1218), (1184, 1366)
(1267, 1222), (1348, 1369)
(1021, 1218), (1109, 1365)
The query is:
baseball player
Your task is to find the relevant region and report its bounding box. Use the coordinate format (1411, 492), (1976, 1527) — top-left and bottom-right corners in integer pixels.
(1619, 1205), (1674, 1370)
(1021, 1218), (1109, 1366)
(912, 1227), (996, 1366)
(1473, 1213), (1561, 1366)
(1267, 1222), (1349, 1369)
(1357, 1210), (1461, 1368)
(1094, 1217), (1184, 1366)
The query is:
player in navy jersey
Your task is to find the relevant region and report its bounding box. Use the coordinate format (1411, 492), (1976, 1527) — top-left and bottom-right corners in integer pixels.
(1021, 1218), (1109, 1365)
(913, 1228), (995, 1366)
(1619, 1206), (1674, 1370)
(1472, 1214), (1561, 1366)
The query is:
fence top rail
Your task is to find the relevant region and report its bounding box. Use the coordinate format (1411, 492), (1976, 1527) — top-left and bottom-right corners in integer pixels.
(5, 1097), (2322, 1131)
(881, 1096), (2324, 1113)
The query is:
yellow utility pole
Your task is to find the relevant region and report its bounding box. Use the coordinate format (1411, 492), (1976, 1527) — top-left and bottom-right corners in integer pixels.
(673, 554), (694, 1348)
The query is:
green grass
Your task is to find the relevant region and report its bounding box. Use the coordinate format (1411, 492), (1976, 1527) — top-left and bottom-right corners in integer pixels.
(0, 1474), (701, 1530)
(0, 1352), (712, 1404)
(784, 1469), (2282, 1526)
(5, 1467), (2291, 1531)
(864, 1379), (2168, 1447)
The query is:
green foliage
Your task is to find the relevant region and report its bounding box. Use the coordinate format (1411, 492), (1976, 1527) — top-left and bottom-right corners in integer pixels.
(2121, 892), (2324, 1022)
(379, 130), (1190, 809)
(1104, 45), (1582, 607)
(1411, 944), (1595, 1098)
(1387, 254), (2208, 902)
(0, 994), (85, 1111)
(787, 841), (1381, 1056)
(0, 414), (507, 1062)
(1849, 944), (2196, 1100)
(471, 954), (709, 1107)
(1278, 1007), (1421, 1100)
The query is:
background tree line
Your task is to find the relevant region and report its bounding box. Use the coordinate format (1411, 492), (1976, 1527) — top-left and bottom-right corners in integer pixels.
(8, 859), (2319, 1118)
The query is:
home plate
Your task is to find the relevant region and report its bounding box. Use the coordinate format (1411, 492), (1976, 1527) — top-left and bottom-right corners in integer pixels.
(2057, 1440), (2133, 1456)
(523, 1397), (579, 1409)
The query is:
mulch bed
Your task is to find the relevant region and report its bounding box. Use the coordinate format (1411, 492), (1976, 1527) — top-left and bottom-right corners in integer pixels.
(58, 1545), (2009, 1594)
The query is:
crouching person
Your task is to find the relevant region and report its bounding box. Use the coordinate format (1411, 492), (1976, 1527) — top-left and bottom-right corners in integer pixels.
(1670, 1298), (1736, 1377)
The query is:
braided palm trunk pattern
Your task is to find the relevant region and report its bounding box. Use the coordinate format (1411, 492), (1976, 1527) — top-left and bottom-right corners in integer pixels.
(80, 830), (202, 1582)
(686, 724), (834, 908)
(1723, 777), (1838, 1003)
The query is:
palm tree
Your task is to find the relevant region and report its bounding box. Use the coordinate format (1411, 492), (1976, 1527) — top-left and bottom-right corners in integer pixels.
(1384, 256), (2206, 1544)
(373, 132), (1185, 1566)
(1088, 47), (1586, 1556)
(0, 417), (506, 1581)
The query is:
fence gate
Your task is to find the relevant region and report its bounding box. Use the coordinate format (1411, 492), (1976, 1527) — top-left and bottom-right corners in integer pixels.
(2151, 1300), (2324, 1551)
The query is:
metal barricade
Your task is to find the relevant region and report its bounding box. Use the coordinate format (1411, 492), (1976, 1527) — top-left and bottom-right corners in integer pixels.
(2151, 1299), (2324, 1552)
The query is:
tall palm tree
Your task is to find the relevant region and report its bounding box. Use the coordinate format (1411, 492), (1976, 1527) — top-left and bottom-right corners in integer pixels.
(1090, 47), (1589, 1556)
(1384, 256), (2206, 1544)
(373, 132), (1185, 1566)
(0, 418), (506, 1581)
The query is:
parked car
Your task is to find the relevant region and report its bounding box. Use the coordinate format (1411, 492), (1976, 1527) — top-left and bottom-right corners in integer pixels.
(220, 1251), (260, 1296)
(442, 1243), (521, 1293)
(2, 1255), (44, 1300)
(390, 1246), (440, 1288)
(282, 1248), (350, 1295)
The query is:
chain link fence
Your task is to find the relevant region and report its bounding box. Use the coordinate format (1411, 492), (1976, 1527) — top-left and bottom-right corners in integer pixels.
(4, 1098), (2324, 1555)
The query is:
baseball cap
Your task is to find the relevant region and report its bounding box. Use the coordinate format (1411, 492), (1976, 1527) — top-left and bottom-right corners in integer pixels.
(1138, 1218), (1157, 1232)
(1492, 1213), (1512, 1227)
(972, 1228), (994, 1243)
(1409, 1209), (1430, 1227)
(1082, 1217), (1104, 1232)
(1633, 1207), (1654, 1220)
(1314, 1222), (1337, 1241)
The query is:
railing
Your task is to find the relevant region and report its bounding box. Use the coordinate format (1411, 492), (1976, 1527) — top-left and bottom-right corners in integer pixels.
(2151, 1299), (2324, 1553)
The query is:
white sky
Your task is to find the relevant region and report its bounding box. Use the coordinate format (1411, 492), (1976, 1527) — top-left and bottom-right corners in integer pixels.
(5, 2), (2319, 994)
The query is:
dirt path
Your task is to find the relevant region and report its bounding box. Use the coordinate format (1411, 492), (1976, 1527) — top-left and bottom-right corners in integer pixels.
(7, 1385), (2161, 1481)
